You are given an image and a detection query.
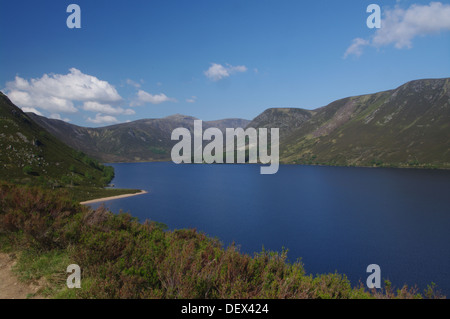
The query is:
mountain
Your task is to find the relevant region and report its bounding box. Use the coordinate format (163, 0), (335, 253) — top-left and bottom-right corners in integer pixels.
(246, 108), (315, 138)
(18, 78), (450, 169)
(28, 113), (250, 162)
(0, 92), (114, 187)
(254, 78), (450, 168)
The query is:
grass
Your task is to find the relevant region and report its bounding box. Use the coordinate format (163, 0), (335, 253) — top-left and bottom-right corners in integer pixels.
(0, 181), (445, 299)
(12, 248), (71, 297)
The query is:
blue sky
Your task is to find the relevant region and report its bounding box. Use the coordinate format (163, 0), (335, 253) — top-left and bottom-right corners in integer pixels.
(1, 0), (449, 126)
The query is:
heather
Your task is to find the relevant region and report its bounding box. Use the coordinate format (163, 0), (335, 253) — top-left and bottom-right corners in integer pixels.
(0, 182), (444, 299)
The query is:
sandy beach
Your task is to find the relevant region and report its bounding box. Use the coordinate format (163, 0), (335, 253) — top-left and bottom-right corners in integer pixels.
(80, 190), (148, 205)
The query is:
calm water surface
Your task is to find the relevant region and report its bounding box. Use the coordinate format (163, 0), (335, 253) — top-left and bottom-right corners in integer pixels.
(91, 162), (450, 295)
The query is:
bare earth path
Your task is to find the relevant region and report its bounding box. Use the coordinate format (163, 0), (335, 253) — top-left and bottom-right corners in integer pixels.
(0, 253), (41, 299)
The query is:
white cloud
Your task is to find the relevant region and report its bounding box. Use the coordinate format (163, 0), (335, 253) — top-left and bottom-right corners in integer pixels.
(345, 2), (450, 57)
(87, 113), (119, 124)
(5, 68), (122, 113)
(125, 79), (141, 88)
(131, 90), (177, 106)
(82, 101), (135, 115)
(123, 109), (135, 115)
(7, 89), (77, 113)
(204, 63), (248, 81)
(49, 113), (71, 122)
(230, 65), (248, 73)
(205, 64), (229, 81)
(21, 107), (43, 116)
(344, 38), (370, 58)
(186, 96), (197, 103)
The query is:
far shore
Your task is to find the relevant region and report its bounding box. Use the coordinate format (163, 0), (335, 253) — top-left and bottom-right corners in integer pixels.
(80, 190), (148, 205)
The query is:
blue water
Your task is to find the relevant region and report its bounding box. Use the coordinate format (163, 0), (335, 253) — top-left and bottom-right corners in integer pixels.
(91, 162), (450, 295)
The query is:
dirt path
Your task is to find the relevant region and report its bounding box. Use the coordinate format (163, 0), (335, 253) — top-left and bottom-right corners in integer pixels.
(0, 253), (41, 299)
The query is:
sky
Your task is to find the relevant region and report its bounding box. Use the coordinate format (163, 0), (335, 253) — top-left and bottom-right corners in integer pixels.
(0, 0), (449, 127)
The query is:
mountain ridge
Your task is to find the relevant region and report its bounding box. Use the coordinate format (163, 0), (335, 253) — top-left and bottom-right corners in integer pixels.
(14, 77), (450, 169)
(27, 112), (251, 162)
(277, 77), (450, 168)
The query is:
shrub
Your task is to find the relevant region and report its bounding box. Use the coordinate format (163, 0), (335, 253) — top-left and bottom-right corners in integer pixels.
(0, 182), (445, 299)
(22, 165), (33, 175)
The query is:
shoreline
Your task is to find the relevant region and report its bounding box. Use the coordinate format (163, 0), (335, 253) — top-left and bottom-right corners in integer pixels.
(80, 190), (148, 205)
(103, 161), (449, 171)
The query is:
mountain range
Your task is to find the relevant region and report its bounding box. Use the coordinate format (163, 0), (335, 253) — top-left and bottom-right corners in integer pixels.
(8, 77), (450, 169)
(28, 113), (250, 163)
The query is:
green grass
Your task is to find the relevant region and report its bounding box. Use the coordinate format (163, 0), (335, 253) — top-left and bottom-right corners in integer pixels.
(11, 248), (71, 297)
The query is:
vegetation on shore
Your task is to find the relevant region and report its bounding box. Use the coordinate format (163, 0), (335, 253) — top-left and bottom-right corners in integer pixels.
(0, 92), (140, 202)
(0, 182), (444, 299)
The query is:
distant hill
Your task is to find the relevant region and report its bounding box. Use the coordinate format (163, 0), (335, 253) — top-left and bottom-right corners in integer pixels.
(21, 78), (450, 169)
(28, 113), (250, 162)
(0, 92), (114, 187)
(252, 78), (450, 168)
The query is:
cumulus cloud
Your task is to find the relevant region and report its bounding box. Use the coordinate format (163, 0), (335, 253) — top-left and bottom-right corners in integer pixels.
(344, 2), (450, 58)
(7, 89), (77, 113)
(82, 101), (135, 115)
(87, 113), (119, 124)
(5, 68), (122, 113)
(204, 63), (248, 81)
(131, 90), (177, 106)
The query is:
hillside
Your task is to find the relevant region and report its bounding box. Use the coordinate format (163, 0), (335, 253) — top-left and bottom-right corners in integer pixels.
(0, 92), (114, 188)
(28, 113), (250, 162)
(20, 78), (450, 169)
(246, 108), (315, 138)
(253, 78), (450, 169)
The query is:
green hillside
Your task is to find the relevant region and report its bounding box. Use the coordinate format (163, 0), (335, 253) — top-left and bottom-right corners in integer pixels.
(247, 78), (450, 169)
(28, 113), (250, 163)
(0, 92), (141, 200)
